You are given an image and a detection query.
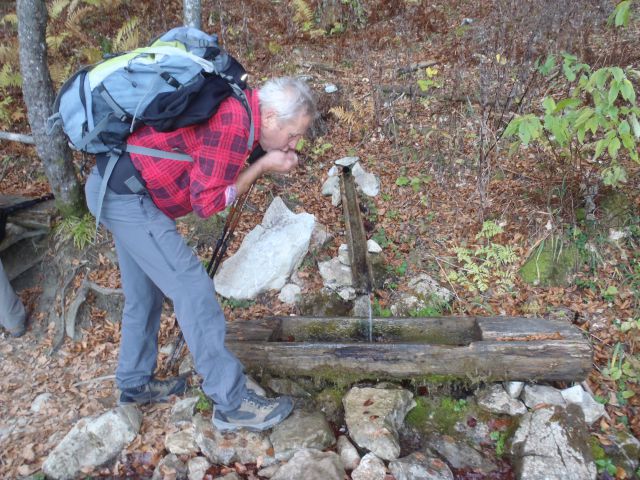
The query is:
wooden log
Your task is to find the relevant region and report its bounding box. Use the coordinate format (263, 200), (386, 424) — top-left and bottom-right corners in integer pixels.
(225, 316), (592, 383)
(339, 167), (374, 293)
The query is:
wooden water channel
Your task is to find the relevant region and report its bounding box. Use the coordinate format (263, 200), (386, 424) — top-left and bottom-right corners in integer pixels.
(224, 162), (592, 383)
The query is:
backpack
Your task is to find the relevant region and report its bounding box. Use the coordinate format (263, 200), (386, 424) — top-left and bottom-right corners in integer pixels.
(48, 26), (254, 156)
(47, 26), (255, 228)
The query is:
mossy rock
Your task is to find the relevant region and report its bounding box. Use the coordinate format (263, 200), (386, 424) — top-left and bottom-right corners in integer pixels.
(519, 236), (579, 287)
(598, 190), (635, 230)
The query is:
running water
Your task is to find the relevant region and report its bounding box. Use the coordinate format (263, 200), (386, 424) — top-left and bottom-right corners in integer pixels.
(368, 291), (373, 343)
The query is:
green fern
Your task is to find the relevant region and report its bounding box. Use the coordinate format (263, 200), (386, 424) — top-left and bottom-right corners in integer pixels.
(0, 64), (22, 90)
(292, 0), (314, 31)
(0, 45), (18, 65)
(46, 32), (70, 52)
(48, 0), (70, 20)
(0, 97), (14, 125)
(1, 13), (17, 26)
(113, 17), (140, 52)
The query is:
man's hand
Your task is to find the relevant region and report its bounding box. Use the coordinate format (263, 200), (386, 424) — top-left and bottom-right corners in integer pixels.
(259, 149), (299, 174)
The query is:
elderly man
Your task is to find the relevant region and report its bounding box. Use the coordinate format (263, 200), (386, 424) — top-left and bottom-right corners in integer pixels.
(85, 77), (315, 432)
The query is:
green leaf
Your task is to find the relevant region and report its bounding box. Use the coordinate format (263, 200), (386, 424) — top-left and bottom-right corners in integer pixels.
(630, 113), (640, 138)
(611, 67), (625, 83)
(622, 390), (635, 399)
(417, 79), (430, 92)
(608, 136), (621, 158)
(563, 61), (576, 82)
(591, 68), (609, 90)
(618, 120), (631, 135)
(620, 79), (636, 103)
(621, 133), (635, 150)
(602, 164), (628, 186)
(614, 0), (632, 27)
(574, 107), (594, 127)
(594, 138), (608, 160)
(586, 117), (600, 136)
(504, 118), (520, 138)
(395, 176), (410, 186)
(542, 97), (556, 113)
(555, 98), (581, 110)
(538, 55), (556, 76)
(608, 83), (620, 104)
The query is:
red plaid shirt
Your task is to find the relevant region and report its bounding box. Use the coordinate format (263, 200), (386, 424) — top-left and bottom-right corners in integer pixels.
(128, 89), (261, 219)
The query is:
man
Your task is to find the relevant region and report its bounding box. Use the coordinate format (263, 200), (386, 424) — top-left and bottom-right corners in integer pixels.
(85, 77), (315, 432)
(0, 259), (27, 338)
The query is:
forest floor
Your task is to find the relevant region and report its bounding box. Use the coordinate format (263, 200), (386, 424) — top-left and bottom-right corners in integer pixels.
(1, 0), (639, 478)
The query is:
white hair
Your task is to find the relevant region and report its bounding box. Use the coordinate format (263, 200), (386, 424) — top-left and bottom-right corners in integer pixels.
(258, 77), (316, 123)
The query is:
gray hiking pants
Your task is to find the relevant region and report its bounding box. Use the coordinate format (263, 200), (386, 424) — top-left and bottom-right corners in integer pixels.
(85, 168), (246, 412)
(0, 260), (26, 334)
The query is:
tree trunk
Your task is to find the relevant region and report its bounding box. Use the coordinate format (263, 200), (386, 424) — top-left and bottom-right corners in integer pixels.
(183, 0), (201, 29)
(16, 0), (86, 219)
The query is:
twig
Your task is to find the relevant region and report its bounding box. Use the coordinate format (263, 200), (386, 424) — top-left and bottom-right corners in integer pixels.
(73, 374), (116, 387)
(0, 131), (34, 144)
(397, 60), (439, 76)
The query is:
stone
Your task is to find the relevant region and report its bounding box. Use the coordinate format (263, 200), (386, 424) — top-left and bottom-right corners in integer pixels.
(171, 396), (199, 424)
(352, 294), (371, 317)
(343, 386), (416, 461)
(389, 452), (454, 480)
(321, 175), (340, 196)
(215, 197), (316, 300)
(351, 452), (386, 480)
(338, 243), (350, 265)
(560, 385), (605, 424)
(426, 435), (496, 473)
(270, 410), (336, 461)
(522, 384), (565, 409)
(187, 456), (211, 480)
(30, 392), (52, 413)
(278, 284), (301, 304)
(335, 156), (359, 167)
(165, 427), (199, 455)
(367, 239), (382, 253)
(42, 405), (142, 480)
(336, 435), (360, 471)
(509, 405), (596, 480)
(504, 381), (525, 399)
(266, 378), (310, 397)
(407, 273), (453, 304)
(270, 448), (345, 480)
(602, 429), (640, 477)
(215, 473), (241, 480)
(152, 453), (187, 480)
(519, 236), (579, 287)
(318, 257), (353, 290)
(193, 414), (274, 465)
(331, 188), (341, 207)
(476, 384), (527, 416)
(309, 222), (332, 252)
(337, 286), (356, 301)
(351, 162), (380, 197)
(257, 463), (282, 478)
(178, 352), (195, 376)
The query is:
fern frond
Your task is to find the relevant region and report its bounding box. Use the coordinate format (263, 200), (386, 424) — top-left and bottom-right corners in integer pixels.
(1, 13), (18, 26)
(113, 17), (140, 52)
(0, 97), (14, 126)
(46, 32), (70, 52)
(67, 0), (82, 15)
(50, 62), (74, 86)
(48, 0), (70, 20)
(0, 45), (18, 65)
(329, 106), (356, 126)
(81, 46), (104, 65)
(66, 4), (92, 27)
(0, 64), (22, 90)
(292, 0), (313, 26)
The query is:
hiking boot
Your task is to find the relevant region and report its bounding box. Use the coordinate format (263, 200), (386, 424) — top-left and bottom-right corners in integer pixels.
(119, 376), (187, 405)
(8, 325), (26, 338)
(212, 389), (293, 432)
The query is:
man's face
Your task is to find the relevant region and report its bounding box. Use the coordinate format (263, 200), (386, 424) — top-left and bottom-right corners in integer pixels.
(260, 111), (312, 153)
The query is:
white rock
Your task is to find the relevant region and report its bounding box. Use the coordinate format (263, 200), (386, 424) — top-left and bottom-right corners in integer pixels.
(560, 385), (606, 424)
(278, 284), (301, 304)
(324, 83), (338, 93)
(336, 435), (360, 471)
(477, 384), (527, 416)
(338, 244), (350, 265)
(367, 239), (382, 253)
(335, 156), (359, 167)
(351, 162), (380, 197)
(165, 428), (199, 455)
(31, 393), (52, 413)
(522, 385), (565, 409)
(351, 452), (386, 480)
(188, 456), (211, 480)
(504, 381), (525, 399)
(321, 175), (340, 196)
(215, 197), (315, 300)
(337, 286), (356, 301)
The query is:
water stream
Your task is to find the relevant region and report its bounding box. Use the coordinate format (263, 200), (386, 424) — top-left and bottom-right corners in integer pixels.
(368, 291), (373, 343)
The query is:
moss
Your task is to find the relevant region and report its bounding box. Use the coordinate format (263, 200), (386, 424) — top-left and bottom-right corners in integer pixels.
(589, 436), (607, 461)
(519, 236), (579, 287)
(405, 397), (429, 427)
(599, 190), (634, 230)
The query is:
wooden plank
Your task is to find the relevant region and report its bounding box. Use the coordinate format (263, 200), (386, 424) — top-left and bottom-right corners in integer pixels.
(339, 167), (374, 293)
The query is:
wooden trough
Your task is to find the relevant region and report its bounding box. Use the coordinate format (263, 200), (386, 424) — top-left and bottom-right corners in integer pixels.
(225, 315), (592, 383)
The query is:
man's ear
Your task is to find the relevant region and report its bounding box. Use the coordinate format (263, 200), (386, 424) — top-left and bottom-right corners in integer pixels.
(262, 108), (278, 129)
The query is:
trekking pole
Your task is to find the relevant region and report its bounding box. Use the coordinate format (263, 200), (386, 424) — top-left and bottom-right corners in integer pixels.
(164, 147), (265, 374)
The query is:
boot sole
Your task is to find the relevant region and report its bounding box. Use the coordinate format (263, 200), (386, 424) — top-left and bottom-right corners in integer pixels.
(212, 402), (293, 432)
